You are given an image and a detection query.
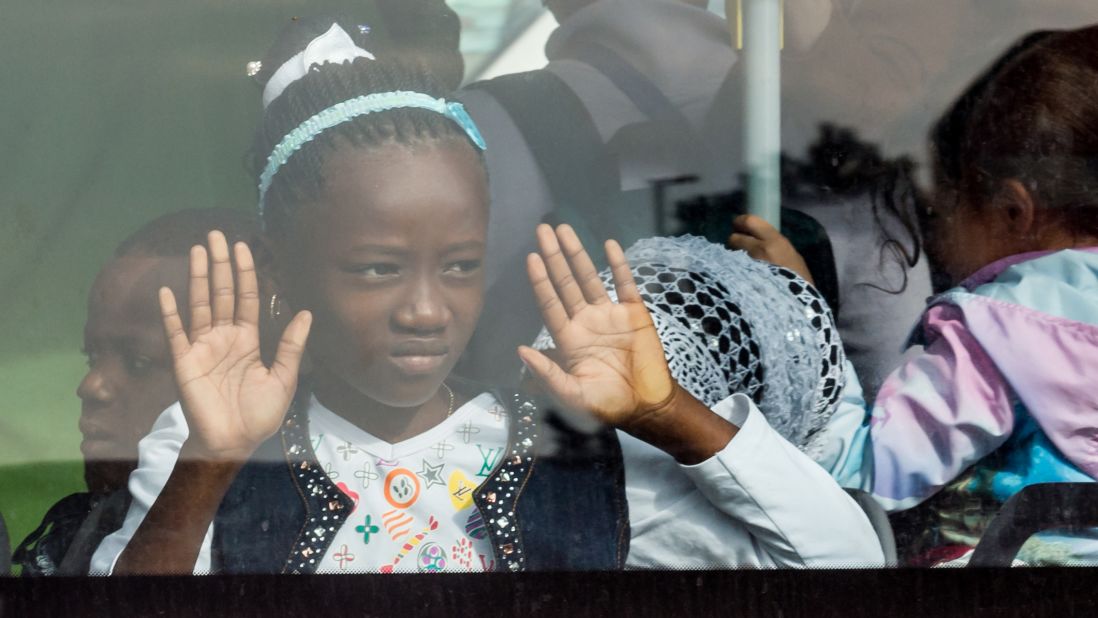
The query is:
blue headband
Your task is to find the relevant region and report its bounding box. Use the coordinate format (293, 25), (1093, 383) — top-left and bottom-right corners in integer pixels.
(258, 90), (487, 214)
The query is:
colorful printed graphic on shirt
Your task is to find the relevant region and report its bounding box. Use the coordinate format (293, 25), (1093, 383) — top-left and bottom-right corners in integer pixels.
(476, 445), (503, 478)
(336, 482), (360, 512)
(382, 509), (415, 541)
(332, 544), (356, 570)
(418, 542), (448, 572)
(384, 468), (421, 509)
(465, 510), (488, 540)
(479, 554), (495, 571)
(380, 516), (439, 573)
(309, 393), (506, 573)
(323, 462), (340, 480)
(355, 514), (380, 544)
(452, 537), (474, 569)
(448, 470), (476, 511)
(417, 459), (446, 489)
(908, 411), (1098, 565)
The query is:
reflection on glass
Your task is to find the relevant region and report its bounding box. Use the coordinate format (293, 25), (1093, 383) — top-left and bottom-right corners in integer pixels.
(4, 1), (1098, 580)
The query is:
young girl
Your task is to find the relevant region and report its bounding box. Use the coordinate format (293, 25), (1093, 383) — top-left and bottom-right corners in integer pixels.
(735, 26), (1098, 565)
(102, 18), (881, 574)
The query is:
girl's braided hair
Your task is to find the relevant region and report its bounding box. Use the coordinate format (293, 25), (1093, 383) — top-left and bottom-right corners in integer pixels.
(249, 15), (478, 242)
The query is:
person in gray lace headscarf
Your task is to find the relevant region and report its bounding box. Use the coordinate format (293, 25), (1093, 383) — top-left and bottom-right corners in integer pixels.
(533, 235), (846, 457)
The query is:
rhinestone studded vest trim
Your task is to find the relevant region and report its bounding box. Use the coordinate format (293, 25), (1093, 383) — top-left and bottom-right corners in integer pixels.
(471, 392), (540, 572)
(279, 399), (354, 574)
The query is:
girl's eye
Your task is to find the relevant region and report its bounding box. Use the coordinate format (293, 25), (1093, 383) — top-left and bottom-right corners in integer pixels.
(125, 354), (155, 375)
(444, 260), (482, 275)
(81, 348), (100, 368)
(353, 263), (400, 278)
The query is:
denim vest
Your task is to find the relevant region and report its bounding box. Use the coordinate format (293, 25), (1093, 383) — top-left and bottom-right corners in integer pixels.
(211, 387), (629, 574)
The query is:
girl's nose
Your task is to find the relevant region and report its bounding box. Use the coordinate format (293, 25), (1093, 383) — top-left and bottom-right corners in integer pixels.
(77, 367), (115, 405)
(394, 278), (449, 334)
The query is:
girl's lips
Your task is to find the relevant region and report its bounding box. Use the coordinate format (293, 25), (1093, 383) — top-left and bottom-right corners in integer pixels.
(391, 339), (450, 356)
(389, 339), (450, 375)
(389, 353), (447, 375)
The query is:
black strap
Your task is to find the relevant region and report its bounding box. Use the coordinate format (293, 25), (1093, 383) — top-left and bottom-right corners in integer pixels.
(562, 42), (700, 142)
(466, 70), (627, 265)
(562, 41), (717, 173)
(465, 70), (617, 214)
(465, 49), (737, 254)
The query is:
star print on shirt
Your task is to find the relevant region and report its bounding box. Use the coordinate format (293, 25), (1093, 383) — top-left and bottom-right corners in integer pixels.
(416, 459), (446, 489)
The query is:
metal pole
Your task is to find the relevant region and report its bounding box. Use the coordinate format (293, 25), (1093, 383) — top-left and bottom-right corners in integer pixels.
(731, 0), (782, 227)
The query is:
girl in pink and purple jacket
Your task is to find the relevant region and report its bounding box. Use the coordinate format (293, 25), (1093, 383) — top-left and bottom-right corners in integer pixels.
(738, 26), (1098, 565)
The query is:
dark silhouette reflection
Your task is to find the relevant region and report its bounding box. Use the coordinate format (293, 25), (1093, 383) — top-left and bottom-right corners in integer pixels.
(13, 210), (268, 575)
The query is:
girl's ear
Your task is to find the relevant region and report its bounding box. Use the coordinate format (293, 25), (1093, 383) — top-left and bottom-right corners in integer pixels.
(997, 178), (1038, 241)
(253, 233), (293, 309)
(251, 234), (299, 368)
(256, 234), (315, 375)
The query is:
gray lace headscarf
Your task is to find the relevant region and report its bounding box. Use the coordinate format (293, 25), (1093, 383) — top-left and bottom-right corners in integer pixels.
(532, 235), (846, 456)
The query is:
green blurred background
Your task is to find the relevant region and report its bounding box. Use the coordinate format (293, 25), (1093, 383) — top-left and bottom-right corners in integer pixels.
(0, 0), (364, 561)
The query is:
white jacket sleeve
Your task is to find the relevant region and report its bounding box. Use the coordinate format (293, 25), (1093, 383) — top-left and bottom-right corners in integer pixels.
(88, 403), (214, 575)
(679, 394), (885, 567)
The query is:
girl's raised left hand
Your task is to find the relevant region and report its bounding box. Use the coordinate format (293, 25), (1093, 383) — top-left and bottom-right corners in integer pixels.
(159, 232), (312, 461)
(518, 224), (680, 432)
(520, 224), (738, 463)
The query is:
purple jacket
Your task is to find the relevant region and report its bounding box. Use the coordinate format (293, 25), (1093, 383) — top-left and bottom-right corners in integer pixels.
(866, 247), (1098, 511)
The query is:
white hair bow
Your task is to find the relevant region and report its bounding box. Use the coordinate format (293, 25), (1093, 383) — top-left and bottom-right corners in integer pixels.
(262, 23), (375, 109)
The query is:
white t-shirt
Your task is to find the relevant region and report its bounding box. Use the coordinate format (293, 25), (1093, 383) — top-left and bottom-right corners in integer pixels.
(91, 390), (884, 574)
(309, 393), (505, 573)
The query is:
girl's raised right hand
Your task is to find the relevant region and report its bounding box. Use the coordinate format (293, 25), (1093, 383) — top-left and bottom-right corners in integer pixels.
(158, 231), (312, 461)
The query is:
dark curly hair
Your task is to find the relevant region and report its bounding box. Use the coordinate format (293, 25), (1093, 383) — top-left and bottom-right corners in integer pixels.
(784, 124), (923, 294)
